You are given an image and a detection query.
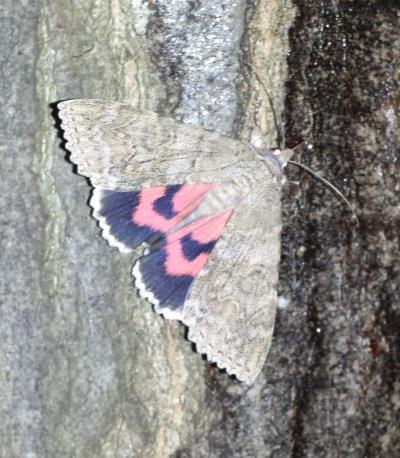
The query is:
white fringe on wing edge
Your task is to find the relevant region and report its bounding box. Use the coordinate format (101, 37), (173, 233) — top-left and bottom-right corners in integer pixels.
(90, 187), (134, 254)
(131, 262), (184, 321)
(133, 262), (254, 383)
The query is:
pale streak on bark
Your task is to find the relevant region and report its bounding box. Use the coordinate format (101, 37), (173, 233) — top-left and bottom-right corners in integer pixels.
(240, 0), (296, 147)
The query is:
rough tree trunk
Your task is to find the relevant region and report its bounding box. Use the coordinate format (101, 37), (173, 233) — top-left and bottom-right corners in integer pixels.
(0, 0), (398, 457)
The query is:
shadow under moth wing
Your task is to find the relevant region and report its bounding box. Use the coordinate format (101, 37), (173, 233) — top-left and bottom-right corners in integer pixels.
(58, 99), (285, 384)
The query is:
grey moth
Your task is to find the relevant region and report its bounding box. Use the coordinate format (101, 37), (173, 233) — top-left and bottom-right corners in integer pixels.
(58, 99), (293, 384)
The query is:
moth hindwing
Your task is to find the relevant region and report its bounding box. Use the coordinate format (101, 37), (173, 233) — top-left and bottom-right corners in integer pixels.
(58, 99), (285, 384)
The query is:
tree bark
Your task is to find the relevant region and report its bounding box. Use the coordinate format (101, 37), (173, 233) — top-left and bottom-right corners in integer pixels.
(0, 0), (398, 457)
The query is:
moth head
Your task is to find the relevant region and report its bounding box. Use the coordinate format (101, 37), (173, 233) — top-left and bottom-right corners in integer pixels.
(256, 147), (294, 183)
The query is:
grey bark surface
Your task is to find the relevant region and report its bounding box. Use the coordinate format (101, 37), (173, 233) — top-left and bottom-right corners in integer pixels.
(0, 1), (398, 458)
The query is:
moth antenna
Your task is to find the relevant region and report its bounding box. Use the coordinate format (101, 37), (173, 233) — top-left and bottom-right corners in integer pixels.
(252, 74), (356, 224)
(288, 160), (359, 227)
(254, 72), (284, 149)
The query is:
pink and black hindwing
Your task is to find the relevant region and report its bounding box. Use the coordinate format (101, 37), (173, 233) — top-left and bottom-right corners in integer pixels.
(92, 183), (232, 316)
(133, 210), (233, 318)
(91, 183), (213, 252)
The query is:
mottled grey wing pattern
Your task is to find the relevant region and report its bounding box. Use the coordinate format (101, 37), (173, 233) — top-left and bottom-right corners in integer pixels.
(182, 167), (282, 384)
(58, 99), (284, 384)
(58, 99), (257, 190)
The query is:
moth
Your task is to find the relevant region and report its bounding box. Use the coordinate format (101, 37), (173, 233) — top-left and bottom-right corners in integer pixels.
(58, 99), (293, 384)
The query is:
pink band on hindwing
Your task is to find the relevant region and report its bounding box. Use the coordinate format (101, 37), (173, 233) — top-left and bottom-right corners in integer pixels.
(132, 207), (233, 314)
(172, 183), (213, 213)
(132, 184), (213, 232)
(164, 210), (233, 277)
